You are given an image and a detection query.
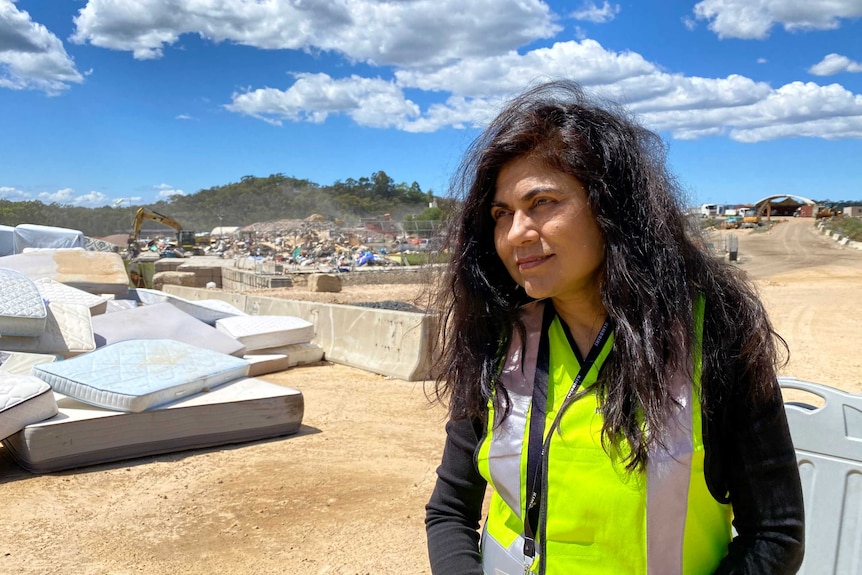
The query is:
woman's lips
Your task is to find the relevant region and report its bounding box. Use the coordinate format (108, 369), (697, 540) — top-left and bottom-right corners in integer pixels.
(517, 254), (552, 270)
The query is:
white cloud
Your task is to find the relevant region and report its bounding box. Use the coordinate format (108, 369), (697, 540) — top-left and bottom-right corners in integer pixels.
(572, 26), (589, 40)
(693, 0), (862, 39)
(38, 188), (75, 204)
(114, 196), (143, 207)
(395, 41), (773, 113)
(71, 0), (559, 67)
(68, 0), (862, 144)
(570, 1), (620, 24)
(0, 0), (84, 93)
(682, 15), (697, 31)
(395, 40), (658, 98)
(156, 184), (185, 198)
(72, 191), (110, 206)
(226, 73), (422, 129)
(35, 187), (110, 206)
(176, 113), (193, 120)
(809, 53), (862, 76)
(0, 185), (29, 200)
(223, 37), (862, 142)
(639, 82), (862, 142)
(757, 57), (767, 64)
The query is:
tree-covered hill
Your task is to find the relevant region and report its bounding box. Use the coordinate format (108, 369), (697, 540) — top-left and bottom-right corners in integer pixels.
(0, 171), (451, 238)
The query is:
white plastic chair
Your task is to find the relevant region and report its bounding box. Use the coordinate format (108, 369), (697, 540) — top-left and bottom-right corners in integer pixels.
(779, 377), (862, 574)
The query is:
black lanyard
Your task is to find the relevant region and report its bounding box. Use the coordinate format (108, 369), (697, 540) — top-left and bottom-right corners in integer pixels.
(523, 303), (612, 559)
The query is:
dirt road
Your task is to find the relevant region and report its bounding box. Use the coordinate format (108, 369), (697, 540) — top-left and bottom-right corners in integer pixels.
(713, 216), (862, 280)
(1, 217), (860, 574)
(712, 219), (862, 395)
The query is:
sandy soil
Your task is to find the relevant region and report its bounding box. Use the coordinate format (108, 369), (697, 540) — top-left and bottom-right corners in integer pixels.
(1, 217), (861, 574)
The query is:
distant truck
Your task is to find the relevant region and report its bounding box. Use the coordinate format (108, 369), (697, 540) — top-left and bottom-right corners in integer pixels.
(724, 207), (751, 217)
(417, 237), (444, 252)
(700, 204), (722, 218)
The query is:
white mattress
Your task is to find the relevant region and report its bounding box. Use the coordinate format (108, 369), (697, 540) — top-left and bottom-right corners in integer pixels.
(244, 354), (291, 377)
(246, 342), (325, 366)
(104, 299), (138, 313)
(34, 277), (109, 315)
(171, 298), (247, 324)
(91, 302), (247, 357)
(0, 351), (58, 375)
(0, 250), (130, 295)
(131, 288), (246, 325)
(32, 339), (250, 412)
(2, 377), (303, 473)
(0, 302), (96, 357)
(127, 288), (167, 306)
(215, 315), (315, 351)
(0, 267), (47, 337)
(0, 374), (58, 441)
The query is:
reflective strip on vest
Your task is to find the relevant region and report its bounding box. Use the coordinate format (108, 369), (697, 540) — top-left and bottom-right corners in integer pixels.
(480, 302), (544, 523)
(478, 299), (730, 575)
(646, 364), (694, 574)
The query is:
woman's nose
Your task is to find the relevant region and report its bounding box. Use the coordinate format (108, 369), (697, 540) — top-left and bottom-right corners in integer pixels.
(507, 210), (538, 245)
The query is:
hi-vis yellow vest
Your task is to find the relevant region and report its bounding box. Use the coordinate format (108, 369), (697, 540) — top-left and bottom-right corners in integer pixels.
(476, 299), (732, 575)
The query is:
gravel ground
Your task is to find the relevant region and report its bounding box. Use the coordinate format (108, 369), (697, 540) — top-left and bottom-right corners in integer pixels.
(248, 282), (432, 309)
(2, 218), (861, 575)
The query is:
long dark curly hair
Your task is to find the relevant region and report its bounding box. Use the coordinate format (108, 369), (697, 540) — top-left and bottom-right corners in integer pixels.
(431, 80), (786, 471)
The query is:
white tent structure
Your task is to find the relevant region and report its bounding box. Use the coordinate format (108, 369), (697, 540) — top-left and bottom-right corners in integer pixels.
(0, 225), (14, 256)
(210, 226), (240, 238)
(12, 224), (85, 253)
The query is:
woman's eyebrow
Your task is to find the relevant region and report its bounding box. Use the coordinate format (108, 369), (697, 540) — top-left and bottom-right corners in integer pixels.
(491, 186), (557, 208)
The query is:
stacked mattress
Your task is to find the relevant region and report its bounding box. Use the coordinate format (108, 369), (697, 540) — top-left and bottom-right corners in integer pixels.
(130, 288), (247, 325)
(32, 339), (251, 412)
(4, 377), (303, 473)
(215, 315), (314, 350)
(90, 303), (248, 357)
(0, 267), (47, 337)
(35, 277), (109, 316)
(0, 373), (58, 442)
(1, 339), (304, 472)
(0, 257), (318, 473)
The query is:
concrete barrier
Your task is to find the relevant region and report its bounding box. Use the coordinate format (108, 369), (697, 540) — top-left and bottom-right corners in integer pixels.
(220, 266), (292, 290)
(163, 285), (437, 382)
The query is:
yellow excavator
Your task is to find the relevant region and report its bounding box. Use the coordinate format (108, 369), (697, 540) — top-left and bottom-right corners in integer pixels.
(126, 207), (201, 288)
(127, 207), (198, 257)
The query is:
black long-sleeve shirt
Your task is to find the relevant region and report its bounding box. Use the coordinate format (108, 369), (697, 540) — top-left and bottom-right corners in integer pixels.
(425, 379), (805, 574)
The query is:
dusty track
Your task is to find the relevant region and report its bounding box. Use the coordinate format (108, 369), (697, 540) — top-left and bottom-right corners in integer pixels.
(1, 217), (860, 574)
(711, 219), (862, 395)
(715, 216), (862, 279)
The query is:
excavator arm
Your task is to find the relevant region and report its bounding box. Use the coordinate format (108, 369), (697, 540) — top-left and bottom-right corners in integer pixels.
(128, 207), (183, 245)
(130, 206), (199, 247)
(126, 207), (198, 287)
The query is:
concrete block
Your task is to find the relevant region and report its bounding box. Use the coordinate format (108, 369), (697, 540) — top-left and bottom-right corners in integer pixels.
(177, 261), (223, 273)
(309, 273), (342, 293)
(154, 259), (184, 272)
(153, 271), (197, 290)
(165, 285), (436, 381)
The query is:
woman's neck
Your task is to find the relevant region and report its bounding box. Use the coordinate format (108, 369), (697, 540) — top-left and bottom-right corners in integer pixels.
(550, 294), (608, 358)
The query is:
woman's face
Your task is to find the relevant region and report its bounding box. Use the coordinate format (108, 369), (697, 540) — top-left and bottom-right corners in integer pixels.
(491, 155), (605, 306)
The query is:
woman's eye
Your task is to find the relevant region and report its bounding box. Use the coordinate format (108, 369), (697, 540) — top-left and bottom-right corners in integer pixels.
(492, 209), (512, 221)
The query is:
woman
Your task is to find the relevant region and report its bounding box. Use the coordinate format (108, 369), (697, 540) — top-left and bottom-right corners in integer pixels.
(425, 80), (804, 574)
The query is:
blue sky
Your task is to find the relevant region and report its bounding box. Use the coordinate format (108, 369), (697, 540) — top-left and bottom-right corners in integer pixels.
(1, 0), (861, 211)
